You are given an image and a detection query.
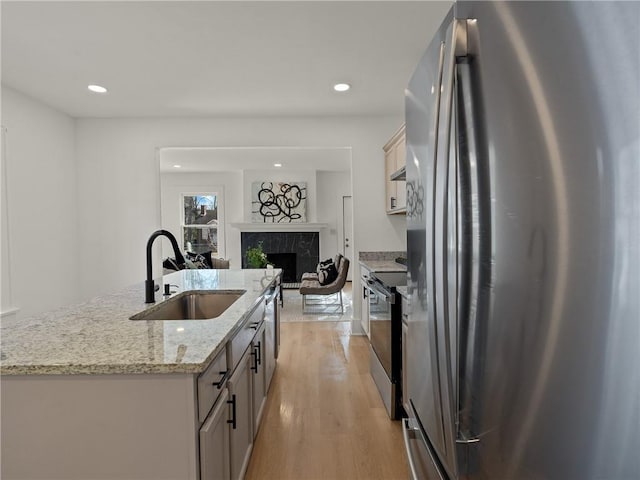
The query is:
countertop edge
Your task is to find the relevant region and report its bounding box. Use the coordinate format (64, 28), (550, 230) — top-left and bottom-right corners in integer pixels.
(1, 272), (280, 377)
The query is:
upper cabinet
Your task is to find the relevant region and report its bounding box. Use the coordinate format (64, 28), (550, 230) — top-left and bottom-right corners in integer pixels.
(384, 124), (407, 215)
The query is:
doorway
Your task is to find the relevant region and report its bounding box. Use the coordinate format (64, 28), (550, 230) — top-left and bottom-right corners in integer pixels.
(342, 196), (353, 281)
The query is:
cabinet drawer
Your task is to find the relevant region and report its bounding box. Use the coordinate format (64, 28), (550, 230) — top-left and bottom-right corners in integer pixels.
(198, 347), (229, 423)
(228, 302), (264, 372)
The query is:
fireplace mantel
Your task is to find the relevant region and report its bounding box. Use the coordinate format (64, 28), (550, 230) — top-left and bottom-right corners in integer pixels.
(230, 222), (328, 232)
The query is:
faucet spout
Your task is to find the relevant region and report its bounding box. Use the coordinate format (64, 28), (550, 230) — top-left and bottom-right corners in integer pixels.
(145, 229), (185, 303)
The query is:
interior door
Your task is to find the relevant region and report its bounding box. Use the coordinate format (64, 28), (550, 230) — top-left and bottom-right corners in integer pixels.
(342, 195), (353, 281)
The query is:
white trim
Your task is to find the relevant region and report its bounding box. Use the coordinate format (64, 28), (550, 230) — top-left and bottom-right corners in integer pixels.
(1, 307), (19, 318)
(230, 222), (328, 232)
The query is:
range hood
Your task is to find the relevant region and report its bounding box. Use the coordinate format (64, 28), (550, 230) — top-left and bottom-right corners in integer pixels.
(390, 165), (406, 181)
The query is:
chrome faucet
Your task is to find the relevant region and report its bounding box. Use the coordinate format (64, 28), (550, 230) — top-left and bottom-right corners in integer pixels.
(145, 229), (185, 303)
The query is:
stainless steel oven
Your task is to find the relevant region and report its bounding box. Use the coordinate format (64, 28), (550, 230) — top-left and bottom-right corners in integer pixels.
(365, 275), (403, 419)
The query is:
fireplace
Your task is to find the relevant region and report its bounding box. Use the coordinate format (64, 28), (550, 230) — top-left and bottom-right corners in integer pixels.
(265, 253), (296, 283)
(241, 232), (319, 284)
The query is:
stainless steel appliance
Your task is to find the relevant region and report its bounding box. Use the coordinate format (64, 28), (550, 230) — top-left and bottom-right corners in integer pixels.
(404, 2), (640, 479)
(365, 271), (406, 419)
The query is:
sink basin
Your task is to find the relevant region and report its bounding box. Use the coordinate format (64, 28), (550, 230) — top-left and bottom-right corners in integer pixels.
(130, 290), (245, 320)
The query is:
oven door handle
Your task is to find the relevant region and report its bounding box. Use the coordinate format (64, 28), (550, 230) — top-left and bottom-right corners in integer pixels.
(366, 280), (395, 304)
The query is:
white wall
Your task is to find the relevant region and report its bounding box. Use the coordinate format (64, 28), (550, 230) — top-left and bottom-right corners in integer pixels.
(75, 116), (406, 329)
(1, 86), (79, 319)
(1, 125), (14, 318)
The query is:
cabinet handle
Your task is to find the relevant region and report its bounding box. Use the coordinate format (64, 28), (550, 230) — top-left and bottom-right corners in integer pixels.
(249, 321), (260, 330)
(251, 350), (258, 373)
(213, 370), (229, 389)
(256, 341), (262, 366)
(226, 394), (237, 429)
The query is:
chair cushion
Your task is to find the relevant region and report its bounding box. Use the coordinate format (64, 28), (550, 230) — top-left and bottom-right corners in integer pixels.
(301, 272), (318, 281)
(316, 258), (334, 274)
(318, 262), (338, 285)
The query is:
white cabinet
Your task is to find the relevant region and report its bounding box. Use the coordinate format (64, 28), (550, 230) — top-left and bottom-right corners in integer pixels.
(0, 280), (281, 480)
(395, 138), (407, 209)
(360, 265), (371, 338)
(263, 285), (280, 391)
(384, 124), (407, 215)
(199, 388), (231, 480)
(200, 291), (278, 480)
(228, 347), (254, 480)
(251, 322), (267, 438)
(198, 348), (231, 479)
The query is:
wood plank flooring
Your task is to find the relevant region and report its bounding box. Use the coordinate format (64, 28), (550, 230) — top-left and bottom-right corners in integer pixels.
(245, 321), (409, 480)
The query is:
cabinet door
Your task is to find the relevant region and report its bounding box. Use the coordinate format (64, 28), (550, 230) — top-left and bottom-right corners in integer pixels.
(360, 265), (371, 337)
(395, 135), (407, 209)
(228, 348), (253, 480)
(251, 323), (267, 438)
(200, 388), (231, 480)
(361, 284), (370, 338)
(385, 148), (398, 212)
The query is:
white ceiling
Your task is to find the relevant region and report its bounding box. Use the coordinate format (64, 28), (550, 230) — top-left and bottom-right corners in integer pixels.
(1, 1), (452, 119)
(159, 146), (351, 172)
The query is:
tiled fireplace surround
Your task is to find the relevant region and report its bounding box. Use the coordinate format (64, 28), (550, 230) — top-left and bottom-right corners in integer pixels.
(240, 232), (320, 283)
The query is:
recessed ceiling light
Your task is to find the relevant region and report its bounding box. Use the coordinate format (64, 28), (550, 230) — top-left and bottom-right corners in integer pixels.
(173, 164), (182, 168)
(274, 163), (282, 167)
(87, 84), (108, 94)
(333, 83), (351, 92)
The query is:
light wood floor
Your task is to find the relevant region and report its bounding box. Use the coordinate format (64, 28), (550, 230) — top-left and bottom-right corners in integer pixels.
(245, 321), (409, 480)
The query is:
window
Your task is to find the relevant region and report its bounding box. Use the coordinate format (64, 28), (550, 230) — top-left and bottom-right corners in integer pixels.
(181, 193), (223, 255)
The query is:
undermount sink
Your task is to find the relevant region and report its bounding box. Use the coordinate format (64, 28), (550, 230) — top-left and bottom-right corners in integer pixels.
(130, 290), (245, 321)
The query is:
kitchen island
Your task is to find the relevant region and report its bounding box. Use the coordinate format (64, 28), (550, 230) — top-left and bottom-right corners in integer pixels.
(1, 268), (281, 480)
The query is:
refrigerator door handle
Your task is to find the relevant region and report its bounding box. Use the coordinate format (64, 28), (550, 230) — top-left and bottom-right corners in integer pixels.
(454, 18), (490, 460)
(403, 415), (449, 480)
(434, 18), (469, 468)
(402, 418), (421, 480)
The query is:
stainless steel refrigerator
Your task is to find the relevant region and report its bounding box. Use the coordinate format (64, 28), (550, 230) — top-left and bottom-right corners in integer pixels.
(403, 2), (640, 479)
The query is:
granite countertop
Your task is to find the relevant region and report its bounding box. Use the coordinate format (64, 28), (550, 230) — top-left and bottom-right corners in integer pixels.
(396, 286), (409, 298)
(0, 269), (281, 376)
(359, 251), (407, 274)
